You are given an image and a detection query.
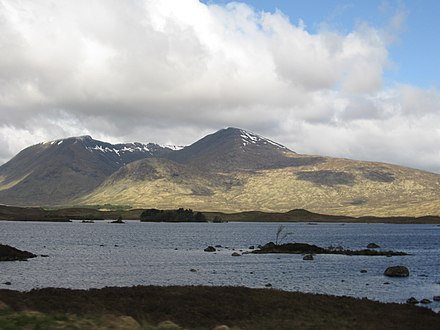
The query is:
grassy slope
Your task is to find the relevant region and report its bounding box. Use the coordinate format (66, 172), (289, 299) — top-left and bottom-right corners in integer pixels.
(0, 286), (439, 330)
(81, 156), (440, 217)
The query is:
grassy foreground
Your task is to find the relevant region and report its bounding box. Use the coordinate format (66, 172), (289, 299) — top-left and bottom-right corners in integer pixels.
(0, 286), (439, 330)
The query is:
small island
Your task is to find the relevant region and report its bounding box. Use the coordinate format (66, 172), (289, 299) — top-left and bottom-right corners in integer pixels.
(140, 208), (207, 222)
(0, 244), (37, 261)
(253, 242), (408, 257)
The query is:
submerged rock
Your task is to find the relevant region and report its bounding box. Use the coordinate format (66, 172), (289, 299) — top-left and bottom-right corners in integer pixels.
(433, 296), (440, 302)
(303, 254), (314, 260)
(0, 244), (37, 261)
(420, 299), (431, 304)
(231, 252), (241, 257)
(384, 266), (409, 277)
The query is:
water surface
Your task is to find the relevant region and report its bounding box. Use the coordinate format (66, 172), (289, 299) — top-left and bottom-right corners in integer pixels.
(1, 221), (439, 311)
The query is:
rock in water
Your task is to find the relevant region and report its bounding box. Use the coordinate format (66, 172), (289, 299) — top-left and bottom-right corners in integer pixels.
(303, 254), (314, 260)
(384, 266), (409, 277)
(204, 246), (216, 252)
(231, 252), (241, 256)
(367, 243), (380, 249)
(406, 297), (419, 304)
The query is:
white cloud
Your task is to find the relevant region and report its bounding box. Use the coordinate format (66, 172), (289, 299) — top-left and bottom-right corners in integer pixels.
(1, 0), (440, 172)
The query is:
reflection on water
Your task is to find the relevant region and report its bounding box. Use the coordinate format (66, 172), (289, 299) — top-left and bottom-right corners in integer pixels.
(0, 221), (439, 311)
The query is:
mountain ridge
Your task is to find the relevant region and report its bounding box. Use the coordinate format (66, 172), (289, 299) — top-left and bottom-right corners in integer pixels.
(1, 127), (440, 217)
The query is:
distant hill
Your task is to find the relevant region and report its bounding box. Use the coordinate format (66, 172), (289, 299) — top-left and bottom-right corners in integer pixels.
(1, 128), (440, 217)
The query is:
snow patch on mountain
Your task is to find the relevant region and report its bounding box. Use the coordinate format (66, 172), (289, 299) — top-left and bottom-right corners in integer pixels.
(162, 144), (185, 151)
(239, 129), (287, 149)
(86, 144), (152, 155)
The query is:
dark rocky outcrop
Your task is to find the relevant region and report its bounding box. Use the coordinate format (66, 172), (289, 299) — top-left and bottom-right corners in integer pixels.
(384, 266), (410, 277)
(0, 244), (37, 261)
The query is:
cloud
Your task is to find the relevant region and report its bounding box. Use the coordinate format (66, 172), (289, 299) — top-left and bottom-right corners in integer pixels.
(1, 0), (440, 172)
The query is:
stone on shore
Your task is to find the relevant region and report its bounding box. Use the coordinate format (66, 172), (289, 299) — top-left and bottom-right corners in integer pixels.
(406, 297), (419, 304)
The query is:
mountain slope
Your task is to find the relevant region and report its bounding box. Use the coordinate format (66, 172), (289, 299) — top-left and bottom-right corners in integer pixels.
(0, 136), (172, 206)
(81, 129), (440, 217)
(82, 155), (440, 216)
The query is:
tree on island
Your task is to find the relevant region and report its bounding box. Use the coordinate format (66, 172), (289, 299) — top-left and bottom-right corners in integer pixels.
(140, 208), (207, 222)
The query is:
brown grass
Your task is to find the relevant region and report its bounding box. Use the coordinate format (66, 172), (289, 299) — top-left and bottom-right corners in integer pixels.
(0, 286), (438, 330)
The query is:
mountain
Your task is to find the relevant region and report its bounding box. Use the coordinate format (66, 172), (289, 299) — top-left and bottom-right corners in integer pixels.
(2, 128), (440, 217)
(0, 136), (172, 206)
(167, 127), (324, 171)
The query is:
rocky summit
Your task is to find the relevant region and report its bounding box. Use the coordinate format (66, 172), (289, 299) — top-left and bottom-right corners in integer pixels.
(1, 127), (440, 217)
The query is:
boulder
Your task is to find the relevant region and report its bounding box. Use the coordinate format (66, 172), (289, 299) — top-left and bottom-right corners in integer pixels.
(265, 283), (272, 287)
(420, 299), (431, 304)
(158, 320), (180, 329)
(248, 245), (255, 250)
(303, 254), (314, 260)
(231, 252), (241, 257)
(360, 269), (368, 273)
(204, 246), (216, 252)
(433, 296), (440, 302)
(384, 266), (409, 277)
(406, 297), (419, 304)
(367, 243), (380, 249)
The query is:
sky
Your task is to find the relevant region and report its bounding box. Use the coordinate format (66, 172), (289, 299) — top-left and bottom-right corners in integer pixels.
(1, 0), (440, 173)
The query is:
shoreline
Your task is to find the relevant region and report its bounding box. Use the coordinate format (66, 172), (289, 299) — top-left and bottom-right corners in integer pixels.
(0, 285), (439, 329)
(1, 205), (440, 224)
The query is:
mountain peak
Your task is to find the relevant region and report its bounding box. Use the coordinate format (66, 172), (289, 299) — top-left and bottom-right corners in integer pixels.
(167, 127), (306, 171)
